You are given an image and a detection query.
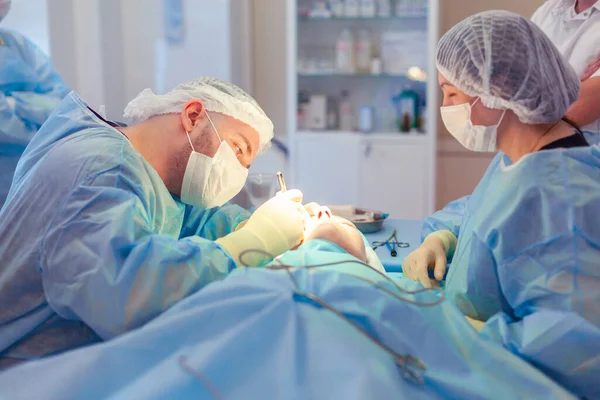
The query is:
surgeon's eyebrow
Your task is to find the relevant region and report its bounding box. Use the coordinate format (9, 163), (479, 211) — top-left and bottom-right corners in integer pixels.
(440, 82), (455, 89)
(235, 131), (253, 159)
(232, 131), (252, 168)
(241, 133), (253, 156)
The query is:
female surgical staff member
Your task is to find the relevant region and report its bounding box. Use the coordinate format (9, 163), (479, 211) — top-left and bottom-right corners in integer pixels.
(403, 11), (600, 399)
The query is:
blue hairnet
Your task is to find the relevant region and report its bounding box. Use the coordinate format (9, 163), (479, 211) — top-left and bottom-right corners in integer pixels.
(436, 10), (580, 124)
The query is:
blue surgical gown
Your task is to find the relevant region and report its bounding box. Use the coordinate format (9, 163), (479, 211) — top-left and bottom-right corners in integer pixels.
(422, 148), (600, 398)
(584, 130), (599, 146)
(0, 240), (576, 399)
(0, 28), (70, 210)
(0, 92), (250, 369)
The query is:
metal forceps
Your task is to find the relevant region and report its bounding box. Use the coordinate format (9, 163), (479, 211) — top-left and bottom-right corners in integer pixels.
(372, 229), (410, 257)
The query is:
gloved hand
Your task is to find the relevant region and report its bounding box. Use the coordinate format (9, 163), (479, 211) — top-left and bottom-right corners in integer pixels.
(465, 316), (485, 332)
(402, 230), (457, 288)
(216, 189), (308, 267)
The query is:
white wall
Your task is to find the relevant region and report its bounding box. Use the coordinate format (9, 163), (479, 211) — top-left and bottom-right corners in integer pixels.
(1, 0), (50, 54)
(46, 0), (252, 121)
(157, 0), (231, 94)
(252, 0), (295, 138)
(47, 0), (105, 110)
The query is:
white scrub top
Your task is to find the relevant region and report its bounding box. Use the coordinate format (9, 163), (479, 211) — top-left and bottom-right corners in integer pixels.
(532, 0), (600, 134)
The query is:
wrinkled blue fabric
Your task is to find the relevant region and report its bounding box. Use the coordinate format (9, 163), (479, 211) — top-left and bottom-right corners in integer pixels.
(583, 130), (599, 146)
(0, 241), (576, 399)
(0, 92), (250, 369)
(425, 146), (600, 398)
(0, 29), (70, 209)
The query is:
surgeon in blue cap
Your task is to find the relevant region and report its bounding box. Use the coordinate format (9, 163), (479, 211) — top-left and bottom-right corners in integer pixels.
(0, 0), (70, 210)
(0, 76), (309, 370)
(402, 11), (600, 398)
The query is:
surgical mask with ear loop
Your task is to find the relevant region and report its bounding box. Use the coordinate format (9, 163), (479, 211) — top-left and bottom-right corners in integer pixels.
(440, 98), (507, 152)
(180, 111), (248, 209)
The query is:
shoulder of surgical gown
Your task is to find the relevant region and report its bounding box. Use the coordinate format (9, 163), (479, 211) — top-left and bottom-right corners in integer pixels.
(421, 152), (505, 242)
(7, 93), (240, 340)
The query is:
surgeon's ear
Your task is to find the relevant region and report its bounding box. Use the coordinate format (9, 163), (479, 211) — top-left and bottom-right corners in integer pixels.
(181, 100), (205, 132)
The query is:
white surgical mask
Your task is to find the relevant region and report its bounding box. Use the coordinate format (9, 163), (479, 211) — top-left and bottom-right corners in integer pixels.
(440, 98), (506, 152)
(180, 112), (248, 208)
(0, 0), (10, 22)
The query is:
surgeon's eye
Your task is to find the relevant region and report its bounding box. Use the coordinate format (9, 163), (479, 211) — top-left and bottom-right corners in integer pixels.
(235, 144), (243, 155)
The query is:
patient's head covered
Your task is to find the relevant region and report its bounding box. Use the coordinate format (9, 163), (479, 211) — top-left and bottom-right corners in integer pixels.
(305, 207), (367, 263)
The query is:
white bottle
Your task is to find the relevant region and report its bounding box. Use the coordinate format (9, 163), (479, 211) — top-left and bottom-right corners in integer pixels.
(329, 0), (345, 17)
(359, 0), (376, 17)
(339, 91), (355, 131)
(336, 29), (355, 73)
(355, 29), (372, 73)
(344, 0), (360, 17)
(377, 0), (392, 16)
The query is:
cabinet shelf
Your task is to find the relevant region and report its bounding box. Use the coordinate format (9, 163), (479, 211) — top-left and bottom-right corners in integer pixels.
(296, 130), (429, 139)
(298, 72), (412, 79)
(298, 15), (427, 22)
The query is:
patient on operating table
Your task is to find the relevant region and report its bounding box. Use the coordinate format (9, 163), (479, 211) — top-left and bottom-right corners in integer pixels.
(303, 206), (367, 263)
(290, 204), (386, 275)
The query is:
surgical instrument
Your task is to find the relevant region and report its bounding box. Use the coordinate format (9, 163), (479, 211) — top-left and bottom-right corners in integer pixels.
(277, 171), (287, 193)
(372, 229), (410, 257)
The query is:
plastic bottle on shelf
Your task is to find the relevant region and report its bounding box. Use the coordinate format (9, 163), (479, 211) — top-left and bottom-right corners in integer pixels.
(359, 0), (377, 17)
(371, 57), (382, 74)
(344, 0), (360, 17)
(336, 29), (355, 73)
(298, 90), (312, 130)
(359, 106), (375, 133)
(327, 97), (339, 130)
(393, 87), (420, 133)
(309, 1), (332, 19)
(339, 91), (355, 132)
(329, 0), (345, 17)
(377, 0), (392, 17)
(355, 29), (372, 73)
(418, 103), (427, 133)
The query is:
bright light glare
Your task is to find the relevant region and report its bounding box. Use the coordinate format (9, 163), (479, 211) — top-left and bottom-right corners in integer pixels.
(407, 66), (427, 82)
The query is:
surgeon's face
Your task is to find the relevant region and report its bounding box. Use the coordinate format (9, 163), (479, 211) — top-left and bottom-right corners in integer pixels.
(438, 72), (506, 127)
(181, 101), (260, 169)
(305, 213), (367, 262)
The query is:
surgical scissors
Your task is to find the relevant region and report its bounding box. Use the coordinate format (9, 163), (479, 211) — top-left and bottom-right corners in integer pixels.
(372, 229), (410, 257)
